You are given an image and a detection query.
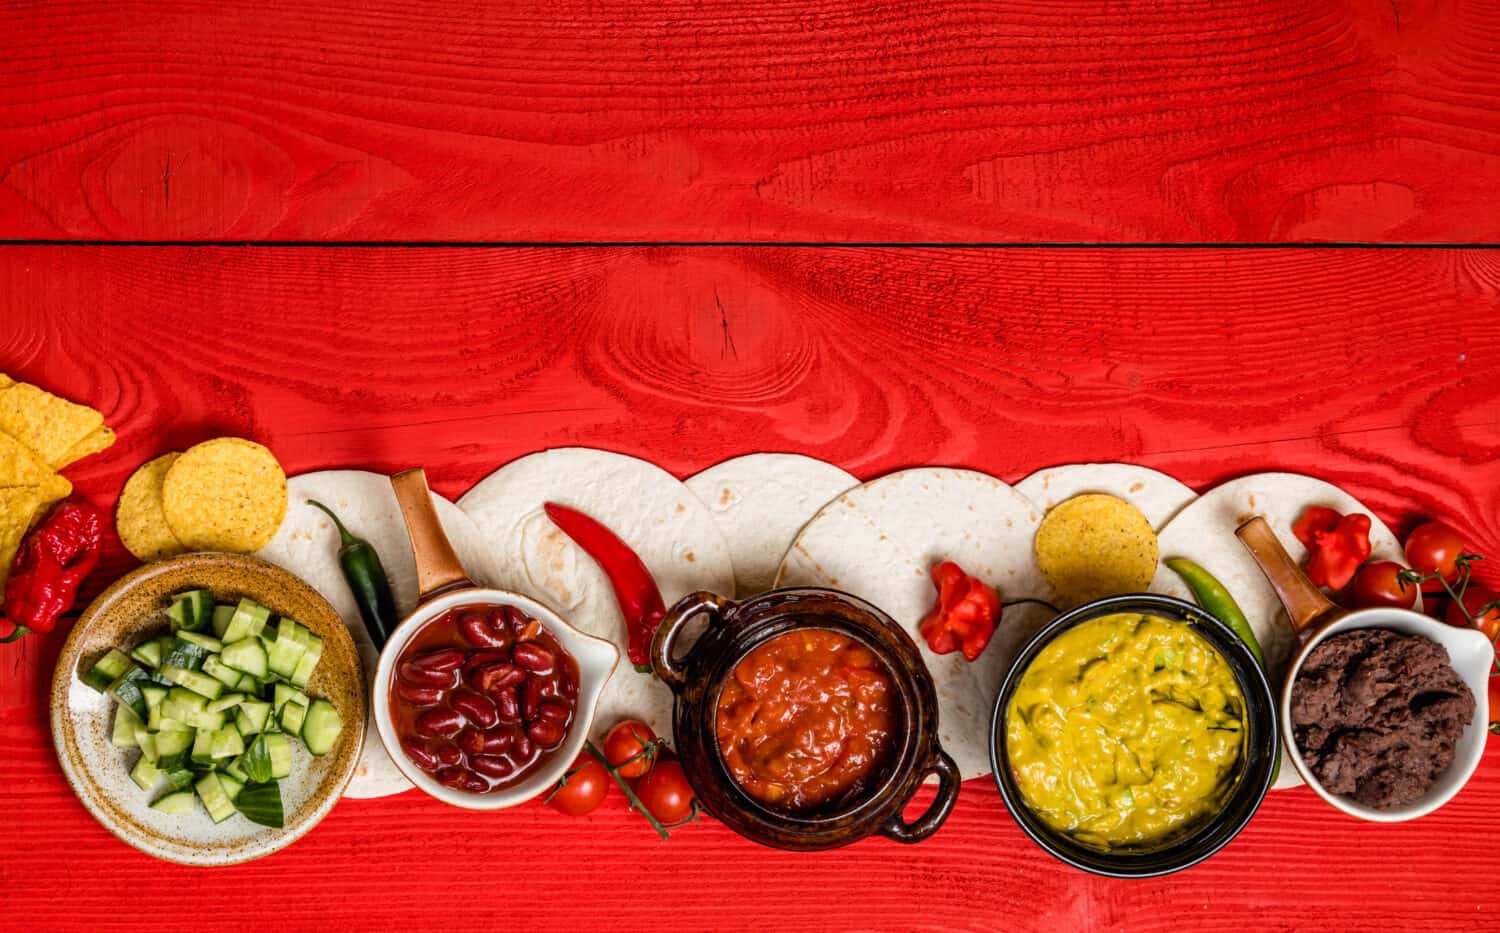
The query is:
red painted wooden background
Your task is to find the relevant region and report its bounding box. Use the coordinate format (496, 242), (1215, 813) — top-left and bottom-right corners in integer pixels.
(5, 1), (1500, 931)
(2, 247), (1498, 932)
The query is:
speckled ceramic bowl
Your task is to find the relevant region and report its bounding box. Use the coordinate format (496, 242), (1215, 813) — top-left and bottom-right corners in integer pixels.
(51, 552), (366, 865)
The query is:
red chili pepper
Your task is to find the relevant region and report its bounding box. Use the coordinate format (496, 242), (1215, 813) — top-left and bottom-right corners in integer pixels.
(543, 502), (665, 673)
(917, 561), (1001, 662)
(1291, 506), (1372, 591)
(1, 497), (103, 643)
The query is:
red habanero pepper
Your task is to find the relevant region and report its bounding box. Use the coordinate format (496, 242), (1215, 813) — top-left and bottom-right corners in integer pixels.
(918, 561), (1001, 662)
(1291, 506), (1372, 591)
(543, 503), (666, 673)
(1, 498), (103, 643)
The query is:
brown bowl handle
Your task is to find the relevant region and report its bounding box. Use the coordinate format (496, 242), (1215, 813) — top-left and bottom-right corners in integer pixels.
(390, 468), (473, 604)
(880, 748), (960, 844)
(1234, 515), (1342, 642)
(651, 591), (733, 691)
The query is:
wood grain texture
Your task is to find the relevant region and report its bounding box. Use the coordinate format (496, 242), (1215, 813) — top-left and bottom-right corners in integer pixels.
(3, 1), (1500, 242)
(2, 245), (1499, 931)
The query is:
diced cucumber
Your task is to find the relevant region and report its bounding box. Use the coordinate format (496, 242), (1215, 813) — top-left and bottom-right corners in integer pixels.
(176, 630), (223, 652)
(201, 654), (243, 688)
(289, 631), (323, 688)
(266, 619), (306, 679)
(159, 638), (208, 673)
(236, 672), (261, 693)
(279, 696), (309, 735)
(217, 772), (245, 802)
(150, 789), (196, 815)
(154, 726), (193, 771)
(194, 772), (236, 823)
(223, 755), (249, 783)
(210, 724), (245, 759)
(134, 728), (159, 764)
(235, 700), (272, 735)
(223, 598), (271, 644)
(234, 782), (283, 828)
(190, 728), (215, 766)
(108, 666), (152, 718)
(222, 638), (268, 679)
(161, 664), (223, 700)
(130, 637), (165, 670)
(242, 733), (292, 783)
(206, 692), (246, 713)
(165, 768), (195, 790)
(300, 699), (343, 756)
(111, 704), (143, 748)
(130, 754), (163, 791)
(266, 733), (293, 779)
(189, 708), (226, 731)
(263, 716), (281, 733)
(141, 684), (168, 721)
(211, 604), (234, 638)
(83, 648), (134, 692)
(161, 687), (206, 723)
(167, 590), (214, 633)
(272, 683), (307, 715)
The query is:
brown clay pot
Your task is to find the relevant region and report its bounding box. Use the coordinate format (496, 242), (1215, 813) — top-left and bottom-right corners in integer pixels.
(651, 586), (959, 850)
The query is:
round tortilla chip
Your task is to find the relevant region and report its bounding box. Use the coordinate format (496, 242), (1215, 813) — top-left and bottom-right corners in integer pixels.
(162, 438), (287, 553)
(1035, 493), (1158, 609)
(117, 453), (186, 562)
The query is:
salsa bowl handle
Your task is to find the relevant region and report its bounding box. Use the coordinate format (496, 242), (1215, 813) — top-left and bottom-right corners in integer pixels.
(880, 747), (960, 844)
(652, 591), (732, 692)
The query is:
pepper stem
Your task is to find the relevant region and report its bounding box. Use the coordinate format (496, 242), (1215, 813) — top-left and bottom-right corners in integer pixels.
(0, 624), (32, 643)
(1002, 597), (1061, 615)
(305, 499), (356, 547)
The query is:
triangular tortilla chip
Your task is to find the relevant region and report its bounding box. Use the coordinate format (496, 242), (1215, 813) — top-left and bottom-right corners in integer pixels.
(57, 426), (116, 468)
(0, 382), (103, 468)
(0, 486), (45, 594)
(0, 430), (60, 487)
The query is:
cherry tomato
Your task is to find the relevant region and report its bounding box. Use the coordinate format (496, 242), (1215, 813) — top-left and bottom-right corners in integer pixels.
(602, 719), (657, 779)
(547, 755), (610, 816)
(1446, 585), (1500, 642)
(634, 759), (694, 823)
(1346, 561), (1417, 610)
(1404, 522), (1467, 582)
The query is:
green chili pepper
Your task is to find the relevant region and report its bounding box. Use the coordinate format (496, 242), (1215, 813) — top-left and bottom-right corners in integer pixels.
(307, 500), (398, 650)
(1165, 557), (1265, 667)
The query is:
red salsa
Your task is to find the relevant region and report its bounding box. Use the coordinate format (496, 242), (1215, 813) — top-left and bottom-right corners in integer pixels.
(390, 603), (579, 793)
(715, 629), (900, 813)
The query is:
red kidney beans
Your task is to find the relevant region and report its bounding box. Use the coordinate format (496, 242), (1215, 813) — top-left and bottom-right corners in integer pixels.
(415, 707), (466, 739)
(512, 642), (554, 674)
(396, 683), (444, 706)
(390, 602), (581, 794)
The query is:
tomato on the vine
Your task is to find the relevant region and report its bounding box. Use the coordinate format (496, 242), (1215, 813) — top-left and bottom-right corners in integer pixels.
(1346, 561), (1417, 610)
(1405, 522), (1467, 582)
(548, 755), (610, 816)
(602, 719), (657, 779)
(1446, 585), (1500, 642)
(634, 759), (694, 823)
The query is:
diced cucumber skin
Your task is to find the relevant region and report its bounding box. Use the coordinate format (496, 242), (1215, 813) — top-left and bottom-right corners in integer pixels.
(223, 598), (272, 644)
(108, 667), (152, 718)
(211, 605), (234, 638)
(217, 772), (245, 802)
(165, 769), (195, 790)
(130, 755), (163, 792)
(240, 736), (275, 783)
(195, 773), (236, 823)
(150, 790), (196, 815)
(161, 664), (224, 700)
(206, 692), (246, 713)
(176, 630), (223, 652)
(300, 700), (343, 757)
(234, 782), (284, 829)
(111, 704), (143, 748)
(222, 638), (269, 679)
(279, 698), (309, 735)
(83, 648), (134, 692)
(159, 640), (208, 673)
(201, 654), (244, 688)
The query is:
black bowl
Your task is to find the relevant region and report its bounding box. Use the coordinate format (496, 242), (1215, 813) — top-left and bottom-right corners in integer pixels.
(989, 593), (1278, 877)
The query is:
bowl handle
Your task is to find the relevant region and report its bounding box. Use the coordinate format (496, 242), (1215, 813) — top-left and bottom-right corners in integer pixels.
(391, 468), (474, 604)
(879, 748), (960, 844)
(1235, 515), (1342, 644)
(651, 591), (733, 692)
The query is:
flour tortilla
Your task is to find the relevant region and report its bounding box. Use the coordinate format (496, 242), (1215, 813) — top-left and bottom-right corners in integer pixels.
(1146, 471), (1416, 790)
(686, 454), (858, 597)
(256, 471), (504, 799)
(776, 468), (1054, 780)
(458, 449), (735, 742)
(1016, 463), (1196, 531)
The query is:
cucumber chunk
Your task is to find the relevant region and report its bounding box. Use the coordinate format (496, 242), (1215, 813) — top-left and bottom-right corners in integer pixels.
(190, 728), (215, 767)
(235, 782), (284, 828)
(195, 772), (236, 823)
(206, 692), (246, 714)
(165, 768), (195, 790)
(210, 724), (245, 759)
(201, 654), (244, 688)
(223, 598), (271, 644)
(272, 683), (307, 715)
(84, 648), (134, 692)
(167, 590), (214, 633)
(217, 772), (245, 802)
(111, 703), (143, 748)
(235, 700), (272, 736)
(266, 619), (306, 679)
(158, 638), (209, 673)
(301, 699), (343, 756)
(150, 789), (196, 815)
(108, 666), (152, 718)
(222, 638), (268, 679)
(279, 696), (309, 735)
(161, 664), (224, 700)
(134, 728), (159, 764)
(130, 754), (163, 791)
(211, 604), (234, 638)
(289, 631), (323, 688)
(223, 755), (249, 783)
(176, 630), (223, 653)
(130, 637), (165, 670)
(154, 727), (194, 771)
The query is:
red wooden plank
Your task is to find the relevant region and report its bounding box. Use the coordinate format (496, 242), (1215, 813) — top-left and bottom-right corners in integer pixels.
(2, 245), (1499, 931)
(3, 2), (1500, 242)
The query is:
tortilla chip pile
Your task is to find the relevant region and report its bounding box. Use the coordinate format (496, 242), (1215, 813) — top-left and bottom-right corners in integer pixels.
(0, 374), (116, 591)
(1034, 493), (1159, 608)
(118, 438), (288, 561)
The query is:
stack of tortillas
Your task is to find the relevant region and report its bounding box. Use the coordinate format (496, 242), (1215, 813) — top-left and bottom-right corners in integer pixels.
(117, 439), (288, 561)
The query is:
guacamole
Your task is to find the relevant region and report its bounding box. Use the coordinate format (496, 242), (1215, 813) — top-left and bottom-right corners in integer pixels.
(1005, 612), (1245, 849)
